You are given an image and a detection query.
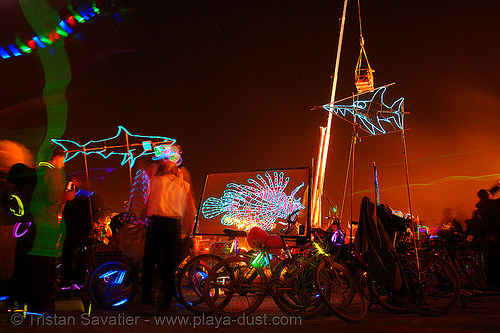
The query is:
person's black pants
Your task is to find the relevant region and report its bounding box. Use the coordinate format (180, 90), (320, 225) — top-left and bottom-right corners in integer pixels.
(141, 216), (180, 305)
(9, 224), (56, 311)
(485, 237), (500, 288)
(60, 238), (86, 288)
(24, 255), (56, 310)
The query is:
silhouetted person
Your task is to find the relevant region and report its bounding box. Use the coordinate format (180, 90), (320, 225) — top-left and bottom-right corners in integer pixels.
(6, 163), (37, 311)
(475, 180), (500, 289)
(439, 208), (463, 237)
(60, 178), (104, 296)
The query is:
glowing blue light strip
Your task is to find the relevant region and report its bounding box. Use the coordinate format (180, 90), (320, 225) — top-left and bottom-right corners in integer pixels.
(322, 86), (404, 136)
(113, 298), (128, 307)
(58, 20), (73, 34)
(99, 270), (118, 279)
(25, 311), (46, 317)
(32, 36), (46, 48)
(0, 47), (10, 59)
(80, 12), (91, 20)
(52, 126), (176, 167)
(114, 270), (126, 285)
(128, 169), (150, 209)
(202, 171), (305, 231)
(75, 189), (94, 197)
(8, 45), (22, 56)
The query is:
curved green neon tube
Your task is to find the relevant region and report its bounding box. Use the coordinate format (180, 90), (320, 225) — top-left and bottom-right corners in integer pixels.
(19, 0), (71, 162)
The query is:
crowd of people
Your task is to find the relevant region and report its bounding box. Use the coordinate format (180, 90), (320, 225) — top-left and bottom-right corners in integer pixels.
(436, 180), (500, 290)
(3, 145), (195, 314)
(466, 181), (500, 289)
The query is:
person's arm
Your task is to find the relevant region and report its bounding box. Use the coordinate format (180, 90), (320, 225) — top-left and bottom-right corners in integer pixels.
(61, 187), (75, 203)
(181, 188), (196, 237)
(489, 180), (500, 196)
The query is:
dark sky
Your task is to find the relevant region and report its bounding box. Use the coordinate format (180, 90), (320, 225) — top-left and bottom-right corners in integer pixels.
(1, 0), (499, 228)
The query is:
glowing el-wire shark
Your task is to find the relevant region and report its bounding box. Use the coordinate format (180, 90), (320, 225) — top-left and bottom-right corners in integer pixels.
(51, 126), (176, 167)
(320, 86), (405, 136)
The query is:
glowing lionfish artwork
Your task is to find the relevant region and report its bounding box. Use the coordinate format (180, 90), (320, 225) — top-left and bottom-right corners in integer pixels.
(202, 172), (305, 231)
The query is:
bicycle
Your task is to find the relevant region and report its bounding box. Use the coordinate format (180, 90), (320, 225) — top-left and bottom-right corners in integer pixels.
(202, 226), (367, 321)
(420, 232), (487, 307)
(311, 225), (369, 322)
(175, 228), (247, 314)
(325, 202), (460, 318)
(70, 209), (139, 310)
(366, 228), (461, 317)
(176, 210), (303, 315)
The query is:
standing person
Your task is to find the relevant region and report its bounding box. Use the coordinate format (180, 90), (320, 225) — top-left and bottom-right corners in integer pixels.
(26, 145), (73, 311)
(60, 178), (104, 297)
(475, 180), (500, 289)
(475, 181), (500, 226)
(6, 163), (37, 312)
(439, 208), (463, 236)
(141, 160), (195, 313)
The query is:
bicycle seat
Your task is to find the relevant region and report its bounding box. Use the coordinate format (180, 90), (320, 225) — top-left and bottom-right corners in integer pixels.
(223, 228), (247, 239)
(295, 235), (310, 246)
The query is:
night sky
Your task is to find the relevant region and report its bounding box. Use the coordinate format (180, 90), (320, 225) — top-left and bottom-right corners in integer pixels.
(1, 0), (499, 229)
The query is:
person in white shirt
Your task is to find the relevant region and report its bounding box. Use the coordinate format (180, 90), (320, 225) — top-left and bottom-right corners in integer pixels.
(141, 159), (195, 310)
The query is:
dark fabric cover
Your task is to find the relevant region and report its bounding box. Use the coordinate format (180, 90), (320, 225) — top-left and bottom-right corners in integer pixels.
(355, 196), (402, 291)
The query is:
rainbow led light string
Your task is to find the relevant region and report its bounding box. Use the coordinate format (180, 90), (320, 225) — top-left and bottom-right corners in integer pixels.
(1, 2), (101, 59)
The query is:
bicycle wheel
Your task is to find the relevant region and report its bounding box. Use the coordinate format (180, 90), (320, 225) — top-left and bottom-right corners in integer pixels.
(457, 249), (487, 290)
(271, 257), (326, 319)
(204, 255), (267, 317)
(176, 254), (222, 314)
(366, 273), (410, 314)
(401, 252), (460, 317)
(88, 261), (138, 310)
(365, 256), (412, 315)
(315, 259), (368, 323)
(174, 252), (192, 303)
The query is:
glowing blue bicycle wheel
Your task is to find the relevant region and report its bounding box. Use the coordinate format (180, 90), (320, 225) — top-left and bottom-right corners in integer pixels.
(88, 261), (138, 310)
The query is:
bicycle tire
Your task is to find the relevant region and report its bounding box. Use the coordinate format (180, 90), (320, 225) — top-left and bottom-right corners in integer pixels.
(456, 249), (487, 290)
(203, 255), (267, 317)
(366, 272), (410, 314)
(401, 252), (461, 317)
(88, 261), (138, 310)
(315, 259), (368, 323)
(271, 257), (326, 319)
(176, 254), (222, 314)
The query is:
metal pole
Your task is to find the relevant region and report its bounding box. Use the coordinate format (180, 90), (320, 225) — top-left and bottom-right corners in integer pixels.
(400, 103), (420, 275)
(125, 132), (133, 187)
(350, 127), (357, 242)
(83, 146), (94, 226)
(312, 0), (349, 228)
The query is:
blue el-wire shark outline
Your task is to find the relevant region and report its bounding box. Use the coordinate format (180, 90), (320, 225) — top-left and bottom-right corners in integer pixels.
(322, 86), (405, 136)
(51, 126), (176, 167)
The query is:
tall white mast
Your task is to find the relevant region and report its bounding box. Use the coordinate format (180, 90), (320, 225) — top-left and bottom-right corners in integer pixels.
(311, 0), (348, 228)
